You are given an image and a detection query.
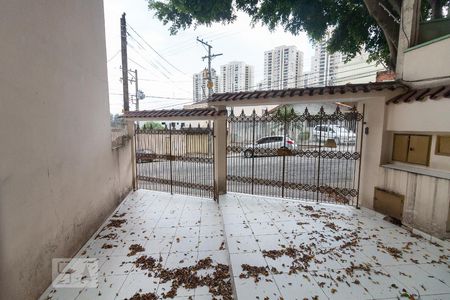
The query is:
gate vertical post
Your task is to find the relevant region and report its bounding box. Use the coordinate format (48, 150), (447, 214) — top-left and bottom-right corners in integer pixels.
(169, 123), (173, 195)
(251, 110), (256, 195)
(214, 108), (227, 196)
(355, 104), (365, 209)
(281, 106), (287, 198)
(127, 120), (137, 191)
(316, 107), (323, 202)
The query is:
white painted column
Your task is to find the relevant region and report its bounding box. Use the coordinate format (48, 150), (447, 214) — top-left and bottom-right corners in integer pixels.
(357, 97), (387, 209)
(214, 111), (227, 195)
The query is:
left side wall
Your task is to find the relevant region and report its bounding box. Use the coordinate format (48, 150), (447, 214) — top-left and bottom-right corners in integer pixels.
(0, 1), (132, 299)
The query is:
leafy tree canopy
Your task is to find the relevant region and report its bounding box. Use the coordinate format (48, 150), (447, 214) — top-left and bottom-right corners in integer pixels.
(142, 121), (164, 130)
(148, 0), (448, 70)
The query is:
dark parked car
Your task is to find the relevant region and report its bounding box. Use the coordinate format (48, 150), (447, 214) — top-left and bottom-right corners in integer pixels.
(136, 149), (156, 163)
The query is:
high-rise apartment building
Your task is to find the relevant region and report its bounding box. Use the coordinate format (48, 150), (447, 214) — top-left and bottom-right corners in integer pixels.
(263, 45), (304, 90)
(308, 41), (341, 87)
(219, 61), (254, 93)
(193, 68), (219, 103)
(334, 52), (383, 85)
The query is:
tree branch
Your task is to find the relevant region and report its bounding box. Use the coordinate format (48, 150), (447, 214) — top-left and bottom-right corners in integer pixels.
(363, 0), (400, 67)
(386, 0), (402, 15)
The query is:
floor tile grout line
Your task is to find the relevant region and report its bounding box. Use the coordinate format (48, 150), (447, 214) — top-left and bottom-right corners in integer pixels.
(156, 195), (190, 296)
(218, 195), (243, 300)
(113, 192), (174, 299)
(71, 191), (148, 300)
(238, 196), (286, 299)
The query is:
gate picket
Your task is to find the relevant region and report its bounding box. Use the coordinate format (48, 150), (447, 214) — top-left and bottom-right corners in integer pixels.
(226, 105), (364, 206)
(135, 123), (215, 199)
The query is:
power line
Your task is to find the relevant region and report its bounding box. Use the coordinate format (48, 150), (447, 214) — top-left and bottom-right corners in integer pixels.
(140, 78), (192, 83)
(107, 50), (121, 63)
(196, 38), (223, 97)
(126, 31), (146, 50)
(126, 31), (176, 77)
(272, 70), (381, 90)
(251, 69), (384, 92)
(110, 93), (192, 101)
(248, 63), (384, 91)
(145, 95), (192, 100)
(127, 38), (174, 76)
(127, 41), (193, 95)
(110, 72), (383, 111)
(128, 57), (148, 71)
(162, 30), (230, 52)
(164, 30), (247, 58)
(151, 100), (194, 109)
(127, 23), (187, 75)
(127, 44), (171, 79)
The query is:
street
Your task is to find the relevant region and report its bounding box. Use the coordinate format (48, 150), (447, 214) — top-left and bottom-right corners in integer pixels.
(137, 151), (358, 203)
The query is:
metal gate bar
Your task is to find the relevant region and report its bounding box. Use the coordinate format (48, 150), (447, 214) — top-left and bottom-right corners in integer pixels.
(226, 105), (363, 205)
(135, 123), (215, 199)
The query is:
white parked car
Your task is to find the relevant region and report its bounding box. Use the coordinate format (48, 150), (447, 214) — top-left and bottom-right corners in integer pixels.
(243, 135), (296, 158)
(312, 125), (356, 145)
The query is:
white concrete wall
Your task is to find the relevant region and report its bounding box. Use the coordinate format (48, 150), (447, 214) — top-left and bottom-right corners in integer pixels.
(0, 1), (132, 299)
(386, 97), (450, 171)
(402, 35), (450, 87)
(386, 97), (450, 133)
(378, 168), (450, 238)
(334, 52), (381, 85)
(357, 98), (387, 209)
(376, 97), (450, 238)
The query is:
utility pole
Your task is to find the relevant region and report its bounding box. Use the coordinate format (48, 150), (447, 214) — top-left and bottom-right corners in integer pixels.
(134, 69), (139, 111)
(196, 38), (222, 97)
(120, 13), (129, 112)
(128, 69), (145, 111)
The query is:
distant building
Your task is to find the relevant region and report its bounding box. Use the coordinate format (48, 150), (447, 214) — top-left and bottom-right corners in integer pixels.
(193, 68), (219, 103)
(219, 61), (254, 93)
(308, 41), (341, 86)
(334, 52), (384, 85)
(302, 71), (313, 87)
(263, 45), (304, 90)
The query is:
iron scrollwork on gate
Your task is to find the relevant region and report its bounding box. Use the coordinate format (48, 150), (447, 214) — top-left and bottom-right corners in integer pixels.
(226, 105), (364, 206)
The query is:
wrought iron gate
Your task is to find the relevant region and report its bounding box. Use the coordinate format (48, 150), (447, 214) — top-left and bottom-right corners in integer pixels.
(227, 106), (364, 206)
(135, 123), (215, 199)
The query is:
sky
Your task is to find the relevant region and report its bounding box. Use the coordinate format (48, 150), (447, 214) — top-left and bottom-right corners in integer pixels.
(103, 0), (314, 114)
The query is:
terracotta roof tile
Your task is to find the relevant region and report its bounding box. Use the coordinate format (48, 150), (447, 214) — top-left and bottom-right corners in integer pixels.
(386, 84), (450, 104)
(122, 108), (226, 119)
(206, 82), (407, 104)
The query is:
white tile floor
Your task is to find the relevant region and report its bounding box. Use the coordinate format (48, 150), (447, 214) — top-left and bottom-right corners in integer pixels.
(41, 190), (450, 300)
(220, 193), (450, 300)
(40, 190), (231, 300)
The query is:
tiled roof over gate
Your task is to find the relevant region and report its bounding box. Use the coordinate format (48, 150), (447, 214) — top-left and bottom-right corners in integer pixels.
(206, 82), (407, 103)
(386, 85), (450, 104)
(122, 108), (226, 119)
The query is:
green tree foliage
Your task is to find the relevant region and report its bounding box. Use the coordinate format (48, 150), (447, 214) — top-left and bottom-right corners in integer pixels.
(142, 121), (164, 130)
(274, 105), (297, 120)
(148, 0), (448, 70)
